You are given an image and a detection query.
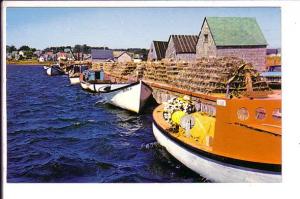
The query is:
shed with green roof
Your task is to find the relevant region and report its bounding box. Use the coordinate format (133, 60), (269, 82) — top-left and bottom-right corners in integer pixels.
(196, 17), (267, 71)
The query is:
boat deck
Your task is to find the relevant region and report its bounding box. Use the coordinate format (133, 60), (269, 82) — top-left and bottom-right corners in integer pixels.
(153, 103), (281, 165)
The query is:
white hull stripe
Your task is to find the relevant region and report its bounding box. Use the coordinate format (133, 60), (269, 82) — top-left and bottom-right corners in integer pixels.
(152, 120), (281, 173)
(153, 123), (281, 182)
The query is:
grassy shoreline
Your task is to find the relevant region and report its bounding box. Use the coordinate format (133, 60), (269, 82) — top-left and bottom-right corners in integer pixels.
(6, 60), (54, 66)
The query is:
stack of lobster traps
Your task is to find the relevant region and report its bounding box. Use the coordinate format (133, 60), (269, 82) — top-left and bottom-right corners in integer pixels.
(143, 62), (167, 83)
(143, 61), (188, 84)
(172, 57), (271, 97)
(109, 62), (138, 82)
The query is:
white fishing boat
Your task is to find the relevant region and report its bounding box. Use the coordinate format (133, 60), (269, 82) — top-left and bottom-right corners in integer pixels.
(68, 64), (89, 85)
(46, 64), (64, 76)
(70, 77), (80, 85)
(79, 69), (122, 92)
(98, 81), (152, 113)
(80, 80), (121, 92)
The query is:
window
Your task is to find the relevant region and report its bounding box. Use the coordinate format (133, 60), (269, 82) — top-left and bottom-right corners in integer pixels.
(256, 108), (266, 120)
(237, 108), (249, 121)
(204, 34), (208, 43)
(272, 108), (281, 121)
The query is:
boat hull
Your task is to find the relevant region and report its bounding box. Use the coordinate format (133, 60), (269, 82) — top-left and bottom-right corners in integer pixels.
(152, 122), (281, 183)
(69, 77), (80, 85)
(80, 80), (129, 93)
(46, 67), (63, 76)
(100, 81), (152, 113)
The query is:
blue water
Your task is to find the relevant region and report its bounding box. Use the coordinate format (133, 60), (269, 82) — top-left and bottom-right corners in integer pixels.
(7, 65), (207, 183)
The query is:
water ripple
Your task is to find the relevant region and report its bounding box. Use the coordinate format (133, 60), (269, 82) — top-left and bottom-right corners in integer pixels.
(7, 65), (203, 183)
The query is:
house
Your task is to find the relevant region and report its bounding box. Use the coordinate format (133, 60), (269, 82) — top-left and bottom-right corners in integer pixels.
(11, 51), (19, 60)
(38, 56), (45, 62)
(19, 51), (25, 57)
(133, 54), (143, 63)
(6, 53), (12, 60)
(113, 51), (132, 63)
(91, 49), (114, 62)
(196, 17), (267, 71)
(33, 50), (42, 57)
(147, 40), (168, 61)
(165, 35), (198, 62)
(44, 51), (55, 61)
(56, 52), (67, 61)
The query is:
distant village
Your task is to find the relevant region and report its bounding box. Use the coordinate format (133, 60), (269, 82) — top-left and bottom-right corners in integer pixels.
(7, 17), (281, 72)
(6, 45), (149, 64)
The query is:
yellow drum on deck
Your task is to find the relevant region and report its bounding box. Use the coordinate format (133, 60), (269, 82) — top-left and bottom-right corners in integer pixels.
(189, 113), (216, 145)
(174, 112), (216, 146)
(171, 111), (186, 126)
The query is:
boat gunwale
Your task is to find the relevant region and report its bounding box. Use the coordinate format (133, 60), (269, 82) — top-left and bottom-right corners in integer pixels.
(98, 81), (152, 94)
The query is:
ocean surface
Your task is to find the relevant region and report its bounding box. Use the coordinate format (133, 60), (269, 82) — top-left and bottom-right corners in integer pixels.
(7, 64), (207, 183)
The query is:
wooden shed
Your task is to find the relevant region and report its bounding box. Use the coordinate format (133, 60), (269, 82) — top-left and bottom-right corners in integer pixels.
(196, 17), (267, 71)
(165, 35), (198, 62)
(147, 41), (168, 61)
(114, 51), (132, 63)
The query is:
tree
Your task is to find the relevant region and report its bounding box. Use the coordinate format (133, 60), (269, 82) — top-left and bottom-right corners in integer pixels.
(74, 44), (82, 53)
(82, 44), (90, 54)
(24, 51), (33, 59)
(19, 45), (31, 51)
(6, 45), (17, 53)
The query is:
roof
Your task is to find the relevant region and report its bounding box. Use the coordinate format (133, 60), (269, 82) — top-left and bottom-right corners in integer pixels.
(203, 17), (267, 46)
(91, 49), (114, 60)
(168, 35), (198, 54)
(153, 41), (168, 60)
(113, 51), (131, 58)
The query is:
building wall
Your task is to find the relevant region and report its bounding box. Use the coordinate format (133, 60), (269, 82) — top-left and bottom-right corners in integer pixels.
(217, 47), (266, 71)
(165, 38), (176, 60)
(196, 19), (266, 71)
(166, 38), (196, 62)
(147, 42), (157, 61)
(175, 53), (196, 62)
(117, 53), (132, 63)
(196, 20), (217, 59)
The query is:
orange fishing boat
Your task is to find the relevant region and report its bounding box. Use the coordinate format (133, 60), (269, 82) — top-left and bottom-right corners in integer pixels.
(152, 91), (281, 182)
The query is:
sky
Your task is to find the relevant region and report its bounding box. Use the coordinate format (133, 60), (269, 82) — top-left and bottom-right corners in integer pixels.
(6, 7), (281, 49)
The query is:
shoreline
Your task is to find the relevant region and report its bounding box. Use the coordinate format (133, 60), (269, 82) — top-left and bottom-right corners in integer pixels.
(6, 60), (54, 66)
(7, 64), (44, 67)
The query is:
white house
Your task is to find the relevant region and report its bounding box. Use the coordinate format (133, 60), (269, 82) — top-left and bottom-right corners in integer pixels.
(114, 51), (132, 63)
(38, 56), (45, 62)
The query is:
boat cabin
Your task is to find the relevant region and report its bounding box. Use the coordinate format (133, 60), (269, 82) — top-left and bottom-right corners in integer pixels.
(72, 64), (89, 73)
(82, 69), (110, 83)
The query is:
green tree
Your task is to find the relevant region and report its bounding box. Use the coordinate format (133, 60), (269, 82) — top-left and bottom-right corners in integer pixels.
(19, 45), (31, 51)
(24, 51), (33, 59)
(74, 44), (82, 53)
(6, 45), (17, 53)
(82, 44), (90, 54)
